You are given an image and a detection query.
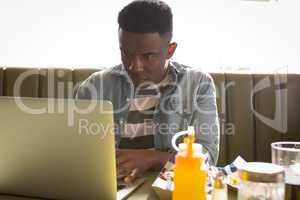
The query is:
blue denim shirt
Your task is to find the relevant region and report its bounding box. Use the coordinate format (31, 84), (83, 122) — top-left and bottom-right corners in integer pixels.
(76, 61), (220, 165)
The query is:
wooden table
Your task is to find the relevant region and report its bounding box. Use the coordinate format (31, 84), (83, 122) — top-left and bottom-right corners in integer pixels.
(0, 174), (238, 200)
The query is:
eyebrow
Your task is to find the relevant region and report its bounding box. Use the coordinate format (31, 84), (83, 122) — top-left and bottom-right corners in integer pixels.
(120, 48), (159, 56)
(141, 52), (160, 56)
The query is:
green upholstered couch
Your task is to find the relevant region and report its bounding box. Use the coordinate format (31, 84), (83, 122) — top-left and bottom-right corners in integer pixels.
(0, 67), (299, 167)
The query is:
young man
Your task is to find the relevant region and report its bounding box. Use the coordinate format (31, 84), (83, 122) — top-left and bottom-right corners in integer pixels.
(76, 0), (219, 183)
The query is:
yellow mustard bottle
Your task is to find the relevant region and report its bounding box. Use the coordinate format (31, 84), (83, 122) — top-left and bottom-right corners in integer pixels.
(172, 126), (206, 200)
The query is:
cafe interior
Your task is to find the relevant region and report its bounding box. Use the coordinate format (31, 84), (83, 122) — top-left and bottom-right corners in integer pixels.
(0, 0), (299, 200)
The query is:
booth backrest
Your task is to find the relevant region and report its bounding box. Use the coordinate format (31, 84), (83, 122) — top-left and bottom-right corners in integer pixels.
(0, 67), (299, 166)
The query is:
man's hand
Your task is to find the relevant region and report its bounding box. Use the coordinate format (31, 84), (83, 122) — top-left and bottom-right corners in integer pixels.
(116, 149), (170, 183)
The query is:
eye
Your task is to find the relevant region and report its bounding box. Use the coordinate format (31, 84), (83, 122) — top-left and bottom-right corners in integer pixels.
(143, 53), (158, 61)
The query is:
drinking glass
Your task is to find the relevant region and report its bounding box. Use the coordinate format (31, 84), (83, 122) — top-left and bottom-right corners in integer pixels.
(271, 141), (300, 200)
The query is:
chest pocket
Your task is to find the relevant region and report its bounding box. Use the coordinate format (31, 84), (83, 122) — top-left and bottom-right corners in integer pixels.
(167, 95), (192, 130)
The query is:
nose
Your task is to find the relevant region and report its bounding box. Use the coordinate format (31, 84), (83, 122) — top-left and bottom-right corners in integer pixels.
(128, 56), (144, 73)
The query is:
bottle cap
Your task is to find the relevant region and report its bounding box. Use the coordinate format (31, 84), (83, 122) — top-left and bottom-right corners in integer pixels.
(178, 143), (203, 157)
(239, 162), (285, 183)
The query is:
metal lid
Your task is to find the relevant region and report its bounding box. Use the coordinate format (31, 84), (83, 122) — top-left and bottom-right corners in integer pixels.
(239, 162), (285, 183)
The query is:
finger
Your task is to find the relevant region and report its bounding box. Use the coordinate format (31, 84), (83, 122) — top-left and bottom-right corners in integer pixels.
(116, 149), (129, 157)
(124, 168), (138, 184)
(118, 159), (137, 171)
(117, 169), (130, 179)
(116, 150), (127, 160)
(117, 161), (133, 177)
(117, 167), (127, 177)
(117, 155), (130, 166)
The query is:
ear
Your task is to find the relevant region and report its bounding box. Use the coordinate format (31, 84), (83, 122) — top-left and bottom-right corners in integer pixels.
(166, 42), (177, 59)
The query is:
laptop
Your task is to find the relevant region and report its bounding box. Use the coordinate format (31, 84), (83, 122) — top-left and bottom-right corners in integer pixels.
(0, 97), (145, 200)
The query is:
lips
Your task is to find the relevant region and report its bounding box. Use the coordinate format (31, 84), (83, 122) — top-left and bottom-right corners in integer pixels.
(128, 74), (147, 86)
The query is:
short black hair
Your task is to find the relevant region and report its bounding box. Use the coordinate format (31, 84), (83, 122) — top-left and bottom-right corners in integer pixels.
(118, 0), (173, 36)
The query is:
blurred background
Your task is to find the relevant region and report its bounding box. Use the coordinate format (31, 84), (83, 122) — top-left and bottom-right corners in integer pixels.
(0, 0), (299, 73)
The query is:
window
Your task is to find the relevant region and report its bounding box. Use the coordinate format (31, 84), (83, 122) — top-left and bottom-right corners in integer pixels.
(0, 0), (299, 73)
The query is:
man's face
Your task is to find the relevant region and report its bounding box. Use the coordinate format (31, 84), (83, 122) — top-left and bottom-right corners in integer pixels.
(118, 29), (176, 87)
